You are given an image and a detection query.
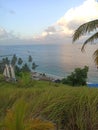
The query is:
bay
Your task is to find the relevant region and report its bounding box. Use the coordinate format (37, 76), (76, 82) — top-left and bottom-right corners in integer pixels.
(0, 43), (98, 83)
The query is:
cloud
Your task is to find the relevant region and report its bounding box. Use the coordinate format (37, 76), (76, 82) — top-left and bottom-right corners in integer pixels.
(0, 28), (8, 39)
(0, 0), (98, 45)
(56, 0), (98, 35)
(0, 27), (43, 45)
(0, 27), (21, 45)
(39, 0), (98, 43)
(45, 26), (57, 33)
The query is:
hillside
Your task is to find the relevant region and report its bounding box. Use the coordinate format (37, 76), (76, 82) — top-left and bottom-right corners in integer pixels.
(0, 80), (98, 130)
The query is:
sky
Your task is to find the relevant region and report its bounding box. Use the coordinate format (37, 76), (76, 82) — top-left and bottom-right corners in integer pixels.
(0, 0), (98, 45)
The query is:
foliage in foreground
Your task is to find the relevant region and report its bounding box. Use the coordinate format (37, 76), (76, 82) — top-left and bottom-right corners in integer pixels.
(0, 81), (98, 130)
(2, 100), (54, 130)
(73, 19), (98, 65)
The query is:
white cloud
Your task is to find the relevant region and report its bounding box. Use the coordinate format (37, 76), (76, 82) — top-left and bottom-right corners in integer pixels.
(0, 27), (17, 40)
(39, 0), (98, 43)
(0, 27), (24, 45)
(0, 0), (98, 45)
(0, 27), (44, 45)
(0, 28), (8, 39)
(56, 0), (98, 36)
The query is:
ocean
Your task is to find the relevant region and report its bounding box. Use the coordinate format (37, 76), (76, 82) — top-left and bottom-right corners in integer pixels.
(0, 43), (98, 83)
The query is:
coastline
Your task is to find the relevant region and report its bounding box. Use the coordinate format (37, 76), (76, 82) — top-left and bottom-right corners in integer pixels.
(33, 70), (63, 79)
(32, 71), (98, 87)
(31, 71), (63, 82)
(0, 44), (97, 84)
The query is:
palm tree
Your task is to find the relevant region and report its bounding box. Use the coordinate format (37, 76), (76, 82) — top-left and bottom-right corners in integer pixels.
(18, 57), (23, 66)
(73, 19), (98, 66)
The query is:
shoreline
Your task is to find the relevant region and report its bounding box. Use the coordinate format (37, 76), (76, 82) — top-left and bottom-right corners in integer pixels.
(31, 71), (63, 82)
(0, 44), (97, 84)
(32, 71), (98, 86)
(33, 70), (64, 79)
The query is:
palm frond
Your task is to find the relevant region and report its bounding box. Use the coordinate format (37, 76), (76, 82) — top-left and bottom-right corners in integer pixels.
(81, 32), (98, 51)
(93, 49), (98, 65)
(73, 19), (98, 42)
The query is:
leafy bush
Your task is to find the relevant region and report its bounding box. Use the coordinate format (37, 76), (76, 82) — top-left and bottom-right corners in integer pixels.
(62, 66), (89, 86)
(17, 72), (35, 88)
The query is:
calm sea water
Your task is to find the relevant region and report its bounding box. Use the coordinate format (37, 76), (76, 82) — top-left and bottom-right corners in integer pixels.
(0, 43), (98, 83)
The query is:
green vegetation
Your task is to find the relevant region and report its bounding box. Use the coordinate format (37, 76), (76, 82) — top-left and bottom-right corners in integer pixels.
(62, 66), (89, 86)
(0, 79), (98, 130)
(0, 54), (96, 130)
(0, 54), (38, 77)
(1, 99), (54, 130)
(73, 19), (98, 65)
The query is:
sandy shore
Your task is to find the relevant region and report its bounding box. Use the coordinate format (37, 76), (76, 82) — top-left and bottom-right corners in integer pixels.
(31, 71), (63, 81)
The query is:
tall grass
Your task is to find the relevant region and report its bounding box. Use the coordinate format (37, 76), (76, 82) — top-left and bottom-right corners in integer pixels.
(3, 99), (27, 130)
(1, 99), (54, 130)
(0, 81), (98, 130)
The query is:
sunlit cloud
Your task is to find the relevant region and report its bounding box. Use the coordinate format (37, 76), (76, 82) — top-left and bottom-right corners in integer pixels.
(0, 0), (98, 45)
(56, 0), (98, 36)
(40, 0), (98, 42)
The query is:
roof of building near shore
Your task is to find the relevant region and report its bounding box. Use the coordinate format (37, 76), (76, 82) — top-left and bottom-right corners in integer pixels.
(31, 72), (54, 81)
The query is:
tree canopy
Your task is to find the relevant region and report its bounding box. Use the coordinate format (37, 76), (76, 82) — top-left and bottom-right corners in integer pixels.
(73, 19), (98, 65)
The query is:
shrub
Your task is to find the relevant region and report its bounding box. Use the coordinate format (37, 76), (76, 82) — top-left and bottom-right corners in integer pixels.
(17, 72), (35, 88)
(62, 66), (89, 86)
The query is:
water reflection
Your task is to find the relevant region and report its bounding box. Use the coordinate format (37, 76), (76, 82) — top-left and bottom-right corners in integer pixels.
(59, 44), (98, 82)
(0, 44), (97, 83)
